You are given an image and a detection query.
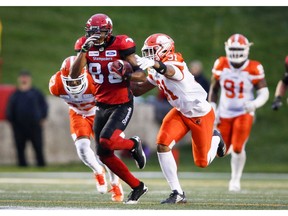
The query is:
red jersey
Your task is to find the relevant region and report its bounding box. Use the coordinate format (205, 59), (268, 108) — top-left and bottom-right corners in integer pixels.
(76, 35), (135, 105)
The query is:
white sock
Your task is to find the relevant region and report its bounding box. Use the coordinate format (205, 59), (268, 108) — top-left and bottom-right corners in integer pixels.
(75, 138), (104, 174)
(230, 150), (246, 182)
(105, 164), (120, 185)
(207, 135), (220, 165)
(157, 151), (183, 194)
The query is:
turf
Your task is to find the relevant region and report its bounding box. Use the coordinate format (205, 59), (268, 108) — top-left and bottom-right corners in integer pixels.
(0, 172), (287, 211)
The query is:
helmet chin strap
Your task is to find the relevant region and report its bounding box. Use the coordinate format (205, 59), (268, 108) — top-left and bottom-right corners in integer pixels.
(94, 35), (111, 52)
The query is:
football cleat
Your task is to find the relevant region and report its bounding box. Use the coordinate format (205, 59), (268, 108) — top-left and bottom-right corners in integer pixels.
(94, 171), (108, 194)
(109, 182), (124, 202)
(130, 136), (146, 169)
(213, 129), (226, 157)
(229, 179), (241, 192)
(161, 190), (187, 204)
(124, 181), (148, 204)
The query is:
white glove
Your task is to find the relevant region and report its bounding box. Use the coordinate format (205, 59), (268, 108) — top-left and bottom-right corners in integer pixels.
(135, 55), (155, 70)
(244, 101), (256, 113)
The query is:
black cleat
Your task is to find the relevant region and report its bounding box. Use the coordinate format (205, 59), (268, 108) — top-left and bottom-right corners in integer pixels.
(124, 181), (148, 204)
(130, 136), (146, 169)
(213, 129), (226, 157)
(161, 190), (187, 204)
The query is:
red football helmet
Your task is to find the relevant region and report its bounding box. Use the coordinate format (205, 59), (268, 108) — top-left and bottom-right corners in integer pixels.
(60, 56), (88, 94)
(225, 33), (253, 64)
(85, 13), (113, 46)
(141, 33), (175, 61)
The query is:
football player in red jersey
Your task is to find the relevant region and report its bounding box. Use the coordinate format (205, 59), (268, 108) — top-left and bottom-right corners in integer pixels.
(70, 13), (147, 204)
(272, 56), (288, 110)
(129, 33), (226, 204)
(209, 34), (269, 192)
(49, 56), (124, 202)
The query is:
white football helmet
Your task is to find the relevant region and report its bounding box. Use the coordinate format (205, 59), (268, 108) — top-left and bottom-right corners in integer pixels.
(141, 33), (175, 61)
(60, 56), (88, 95)
(225, 33), (253, 64)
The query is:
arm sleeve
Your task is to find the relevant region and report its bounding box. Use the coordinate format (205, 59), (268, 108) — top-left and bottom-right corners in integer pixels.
(253, 87), (269, 109)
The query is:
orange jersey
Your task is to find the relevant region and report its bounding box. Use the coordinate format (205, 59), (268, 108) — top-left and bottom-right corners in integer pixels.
(212, 56), (265, 118)
(49, 71), (96, 116)
(49, 71), (96, 140)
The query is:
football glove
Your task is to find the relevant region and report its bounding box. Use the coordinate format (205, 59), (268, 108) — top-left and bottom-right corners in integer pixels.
(271, 96), (282, 110)
(136, 55), (155, 70)
(81, 35), (99, 53)
(110, 60), (132, 81)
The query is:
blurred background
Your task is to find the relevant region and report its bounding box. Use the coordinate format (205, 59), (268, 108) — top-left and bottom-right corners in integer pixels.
(0, 6), (287, 173)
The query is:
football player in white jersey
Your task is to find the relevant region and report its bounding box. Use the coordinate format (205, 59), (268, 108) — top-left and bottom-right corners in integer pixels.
(208, 34), (269, 192)
(119, 33), (226, 204)
(49, 56), (124, 202)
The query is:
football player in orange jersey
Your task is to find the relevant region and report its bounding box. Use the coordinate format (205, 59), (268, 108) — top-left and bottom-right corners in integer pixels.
(49, 56), (124, 202)
(130, 33), (226, 204)
(272, 56), (288, 110)
(208, 33), (269, 192)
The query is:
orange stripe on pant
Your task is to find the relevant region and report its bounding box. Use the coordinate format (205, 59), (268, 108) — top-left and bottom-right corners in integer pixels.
(157, 108), (215, 167)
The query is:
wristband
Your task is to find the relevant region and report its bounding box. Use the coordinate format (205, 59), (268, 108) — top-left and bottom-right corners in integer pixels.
(275, 96), (282, 101)
(81, 46), (88, 53)
(154, 61), (167, 74)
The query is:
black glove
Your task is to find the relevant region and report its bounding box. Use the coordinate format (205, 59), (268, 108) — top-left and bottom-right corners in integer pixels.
(272, 96), (282, 110)
(81, 36), (99, 53)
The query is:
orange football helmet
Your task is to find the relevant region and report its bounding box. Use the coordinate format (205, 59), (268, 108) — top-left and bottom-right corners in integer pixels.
(225, 33), (253, 64)
(60, 56), (88, 94)
(141, 33), (175, 61)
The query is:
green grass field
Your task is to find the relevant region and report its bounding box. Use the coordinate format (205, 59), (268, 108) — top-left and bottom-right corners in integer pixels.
(0, 172), (287, 211)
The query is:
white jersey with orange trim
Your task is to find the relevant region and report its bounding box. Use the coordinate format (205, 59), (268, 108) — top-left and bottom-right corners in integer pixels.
(49, 71), (96, 116)
(212, 56), (265, 118)
(147, 53), (211, 118)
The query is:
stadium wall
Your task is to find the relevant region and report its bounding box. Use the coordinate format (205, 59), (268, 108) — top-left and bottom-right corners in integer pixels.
(0, 96), (162, 165)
